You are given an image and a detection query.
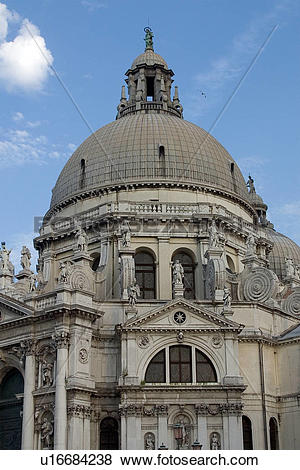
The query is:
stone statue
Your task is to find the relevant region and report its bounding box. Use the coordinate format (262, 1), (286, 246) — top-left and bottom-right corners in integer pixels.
(21, 245), (31, 270)
(247, 175), (255, 193)
(58, 261), (73, 284)
(128, 279), (140, 307)
(295, 264), (300, 280)
(0, 242), (14, 274)
(41, 417), (53, 448)
(144, 27), (154, 50)
(208, 220), (219, 248)
(36, 269), (46, 290)
(223, 286), (232, 310)
(285, 257), (295, 278)
(76, 226), (88, 252)
(210, 432), (221, 450)
(42, 361), (53, 387)
(173, 260), (184, 285)
(245, 233), (256, 257)
(178, 419), (189, 447)
(120, 220), (131, 247)
(29, 273), (37, 292)
(145, 433), (155, 450)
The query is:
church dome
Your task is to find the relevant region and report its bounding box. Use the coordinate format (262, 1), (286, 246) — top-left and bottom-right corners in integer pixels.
(50, 113), (250, 210)
(266, 228), (300, 280)
(131, 49), (168, 69)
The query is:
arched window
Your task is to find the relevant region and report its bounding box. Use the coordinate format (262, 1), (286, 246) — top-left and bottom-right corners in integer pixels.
(0, 369), (24, 450)
(100, 417), (119, 450)
(145, 350), (166, 383)
(196, 350), (217, 382)
(145, 346), (217, 384)
(80, 158), (86, 188)
(172, 252), (195, 299)
(242, 416), (253, 450)
(269, 417), (279, 450)
(226, 255), (236, 274)
(135, 251), (156, 299)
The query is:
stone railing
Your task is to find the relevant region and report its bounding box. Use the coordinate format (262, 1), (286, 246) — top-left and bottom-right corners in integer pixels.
(35, 295), (57, 310)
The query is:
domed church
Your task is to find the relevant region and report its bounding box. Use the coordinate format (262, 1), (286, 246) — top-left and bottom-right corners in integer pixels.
(0, 29), (300, 451)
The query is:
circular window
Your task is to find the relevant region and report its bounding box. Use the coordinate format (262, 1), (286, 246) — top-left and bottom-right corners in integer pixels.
(173, 311), (186, 324)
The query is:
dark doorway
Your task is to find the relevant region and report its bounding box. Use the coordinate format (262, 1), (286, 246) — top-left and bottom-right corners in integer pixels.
(0, 369), (24, 449)
(100, 417), (119, 450)
(242, 415), (253, 450)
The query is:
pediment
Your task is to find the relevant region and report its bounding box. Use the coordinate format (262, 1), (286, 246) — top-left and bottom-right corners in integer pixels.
(0, 293), (33, 323)
(122, 298), (243, 332)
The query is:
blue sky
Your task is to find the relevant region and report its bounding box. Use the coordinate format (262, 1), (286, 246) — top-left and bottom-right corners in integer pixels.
(0, 0), (299, 270)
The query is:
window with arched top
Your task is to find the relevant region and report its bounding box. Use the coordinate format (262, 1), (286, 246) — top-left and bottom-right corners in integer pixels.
(135, 251), (156, 299)
(242, 415), (253, 450)
(145, 346), (217, 384)
(269, 417), (279, 450)
(172, 251), (195, 299)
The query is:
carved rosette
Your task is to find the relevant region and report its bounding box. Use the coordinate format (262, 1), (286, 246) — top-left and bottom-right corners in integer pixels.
(211, 335), (223, 349)
(137, 335), (150, 348)
(243, 267), (278, 303)
(282, 291), (300, 315)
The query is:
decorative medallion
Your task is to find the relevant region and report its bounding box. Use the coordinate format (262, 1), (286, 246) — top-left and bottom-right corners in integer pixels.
(173, 311), (186, 324)
(137, 335), (150, 348)
(177, 331), (184, 343)
(79, 347), (89, 364)
(211, 335), (223, 349)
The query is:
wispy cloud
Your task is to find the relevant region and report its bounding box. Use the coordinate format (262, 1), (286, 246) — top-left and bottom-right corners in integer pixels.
(188, 0), (295, 117)
(0, 3), (53, 92)
(0, 126), (71, 167)
(81, 1), (107, 12)
(12, 111), (24, 121)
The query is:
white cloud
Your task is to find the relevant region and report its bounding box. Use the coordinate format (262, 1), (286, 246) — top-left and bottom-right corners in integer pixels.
(278, 202), (300, 217)
(12, 111), (24, 121)
(0, 6), (53, 92)
(68, 143), (77, 152)
(81, 1), (107, 12)
(0, 3), (19, 41)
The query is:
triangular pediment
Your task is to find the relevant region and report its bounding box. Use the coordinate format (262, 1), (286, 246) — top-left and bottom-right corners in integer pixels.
(0, 293), (33, 323)
(122, 298), (244, 332)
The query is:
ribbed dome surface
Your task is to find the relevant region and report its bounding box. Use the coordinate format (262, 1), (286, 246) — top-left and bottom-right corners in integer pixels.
(266, 228), (300, 280)
(131, 49), (168, 69)
(50, 113), (249, 208)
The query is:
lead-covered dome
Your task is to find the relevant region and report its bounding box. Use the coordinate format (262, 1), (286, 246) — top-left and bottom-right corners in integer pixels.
(266, 228), (300, 280)
(131, 48), (168, 69)
(50, 113), (250, 209)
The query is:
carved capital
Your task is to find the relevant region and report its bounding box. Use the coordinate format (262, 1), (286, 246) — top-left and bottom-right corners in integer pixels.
(155, 404), (168, 416)
(20, 339), (37, 356)
(52, 331), (70, 349)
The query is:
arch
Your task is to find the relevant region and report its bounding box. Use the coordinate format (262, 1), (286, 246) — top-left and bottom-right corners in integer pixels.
(135, 249), (156, 299)
(226, 254), (236, 274)
(144, 345), (217, 384)
(269, 417), (279, 450)
(90, 252), (100, 271)
(242, 415), (253, 450)
(0, 368), (24, 449)
(172, 249), (196, 299)
(138, 336), (223, 383)
(100, 417), (119, 450)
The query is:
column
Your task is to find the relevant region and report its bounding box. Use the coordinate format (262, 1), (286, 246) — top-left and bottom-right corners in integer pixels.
(157, 405), (168, 449)
(54, 331), (69, 449)
(228, 411), (243, 450)
(83, 407), (91, 449)
(21, 340), (36, 449)
(120, 409), (127, 449)
(195, 407), (208, 449)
